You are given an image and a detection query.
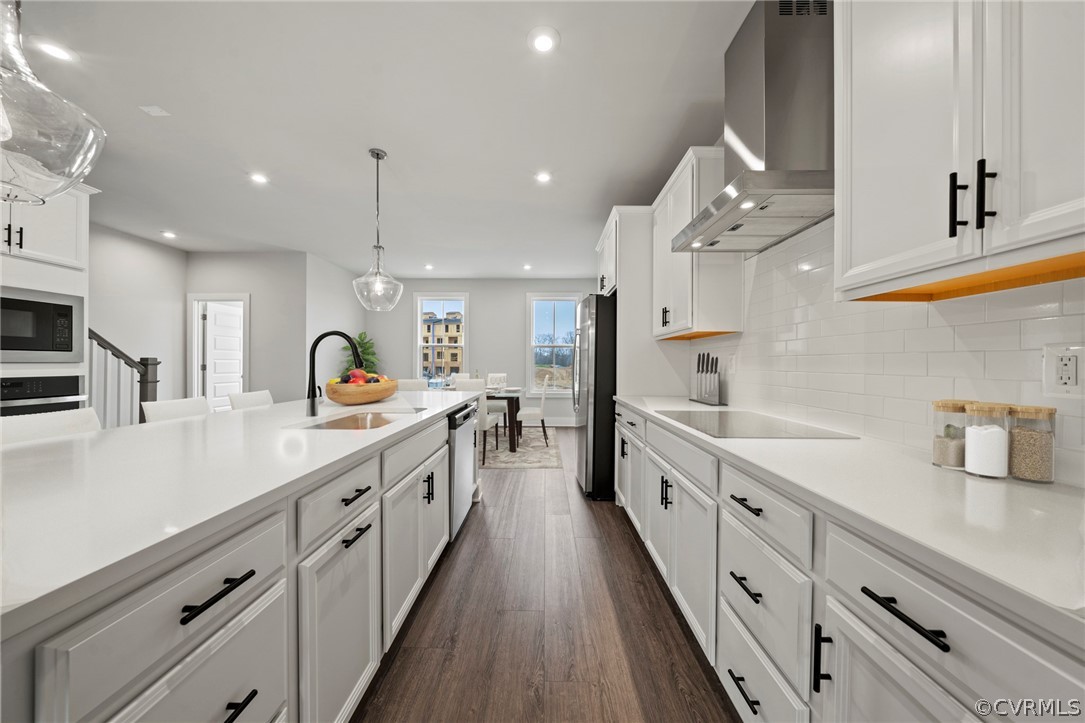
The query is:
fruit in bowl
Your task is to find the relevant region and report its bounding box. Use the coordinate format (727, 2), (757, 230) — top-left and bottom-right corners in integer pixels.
(326, 370), (397, 405)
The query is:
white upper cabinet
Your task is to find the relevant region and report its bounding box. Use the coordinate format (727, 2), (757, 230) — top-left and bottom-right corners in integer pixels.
(652, 148), (743, 340)
(835, 1), (1085, 300)
(596, 213), (617, 295)
(2, 186), (94, 270)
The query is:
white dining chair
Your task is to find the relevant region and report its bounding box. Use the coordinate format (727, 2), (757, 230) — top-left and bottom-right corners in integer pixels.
(455, 379), (486, 392)
(516, 375), (550, 446)
(0, 408), (102, 446)
(396, 379), (429, 391)
(451, 372), (470, 384)
(141, 397), (212, 423)
(485, 373), (509, 436)
(479, 406), (502, 465)
(229, 390), (274, 410)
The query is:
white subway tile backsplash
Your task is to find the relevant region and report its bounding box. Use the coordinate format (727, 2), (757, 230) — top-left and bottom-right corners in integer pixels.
(927, 351), (985, 378)
(985, 284), (1062, 322)
(1020, 315), (1085, 349)
(884, 305), (929, 330)
(905, 327), (956, 352)
(883, 353), (928, 376)
(953, 378), (1021, 404)
(904, 376), (956, 401)
(865, 374), (905, 398)
(984, 350), (1043, 381)
(954, 321), (1021, 351)
(928, 296), (986, 327)
(884, 397), (929, 425)
(1064, 279), (1085, 315)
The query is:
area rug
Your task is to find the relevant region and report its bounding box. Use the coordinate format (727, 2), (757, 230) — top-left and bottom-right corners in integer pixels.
(480, 426), (562, 469)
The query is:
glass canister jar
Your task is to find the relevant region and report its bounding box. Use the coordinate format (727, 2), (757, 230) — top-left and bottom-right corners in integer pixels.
(964, 402), (1012, 478)
(932, 400), (971, 469)
(1009, 406), (1057, 482)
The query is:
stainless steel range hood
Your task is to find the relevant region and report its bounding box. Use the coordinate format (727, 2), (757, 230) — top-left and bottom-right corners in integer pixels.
(673, 0), (834, 254)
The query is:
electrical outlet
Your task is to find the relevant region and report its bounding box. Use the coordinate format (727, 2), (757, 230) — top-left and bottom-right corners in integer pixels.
(1043, 343), (1084, 397)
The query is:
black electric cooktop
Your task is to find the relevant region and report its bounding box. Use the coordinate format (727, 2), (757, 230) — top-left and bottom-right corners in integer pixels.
(657, 410), (857, 439)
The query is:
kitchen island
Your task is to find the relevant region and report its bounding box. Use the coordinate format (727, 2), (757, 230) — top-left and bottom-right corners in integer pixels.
(1, 390), (481, 722)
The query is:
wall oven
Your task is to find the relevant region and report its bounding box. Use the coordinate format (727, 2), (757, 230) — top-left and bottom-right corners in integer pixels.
(1, 286), (84, 363)
(0, 376), (86, 417)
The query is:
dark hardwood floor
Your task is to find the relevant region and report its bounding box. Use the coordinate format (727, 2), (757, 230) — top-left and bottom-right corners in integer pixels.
(353, 428), (738, 722)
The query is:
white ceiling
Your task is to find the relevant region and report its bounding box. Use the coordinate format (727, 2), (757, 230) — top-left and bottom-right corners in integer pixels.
(23, 1), (752, 278)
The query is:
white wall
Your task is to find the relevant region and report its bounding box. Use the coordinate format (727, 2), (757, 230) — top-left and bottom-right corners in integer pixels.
(363, 278), (595, 423)
(693, 220), (1085, 486)
(88, 225), (188, 400)
(187, 251), (308, 403)
(305, 254), (368, 384)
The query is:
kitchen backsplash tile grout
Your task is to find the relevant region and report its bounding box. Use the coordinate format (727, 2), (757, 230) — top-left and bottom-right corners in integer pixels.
(693, 221), (1085, 486)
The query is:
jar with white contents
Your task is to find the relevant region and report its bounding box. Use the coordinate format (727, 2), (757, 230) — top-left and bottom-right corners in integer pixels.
(1008, 406), (1057, 483)
(964, 402), (1012, 479)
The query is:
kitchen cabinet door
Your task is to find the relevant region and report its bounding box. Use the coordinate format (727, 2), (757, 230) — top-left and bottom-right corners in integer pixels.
(982, 0), (1085, 255)
(663, 161), (694, 334)
(382, 469), (423, 649)
(299, 504), (381, 723)
(820, 596), (980, 723)
(643, 449), (673, 583)
(597, 215), (617, 295)
(625, 434), (645, 536)
(1, 202), (11, 256)
(835, 0), (983, 291)
(670, 468), (717, 663)
(7, 189), (90, 270)
(614, 426), (628, 508)
(421, 446), (450, 575)
(651, 202), (672, 337)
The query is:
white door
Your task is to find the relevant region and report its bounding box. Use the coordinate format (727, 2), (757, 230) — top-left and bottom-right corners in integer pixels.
(382, 470), (423, 649)
(835, 0), (983, 290)
(298, 503), (382, 723)
(10, 190), (88, 269)
(625, 434), (645, 535)
(421, 447), (450, 575)
(643, 450), (673, 583)
(665, 163), (694, 334)
(202, 301), (244, 411)
(982, 1), (1085, 254)
(821, 596), (981, 723)
(670, 469), (717, 663)
(651, 202), (672, 337)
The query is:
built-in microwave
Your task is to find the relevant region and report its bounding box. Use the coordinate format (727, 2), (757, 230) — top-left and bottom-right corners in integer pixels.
(1, 286), (84, 363)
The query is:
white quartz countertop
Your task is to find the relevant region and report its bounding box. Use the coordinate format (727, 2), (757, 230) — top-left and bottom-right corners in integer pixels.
(615, 396), (1085, 644)
(0, 392), (480, 634)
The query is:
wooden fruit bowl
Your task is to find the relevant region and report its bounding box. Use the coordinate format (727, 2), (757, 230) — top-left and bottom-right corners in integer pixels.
(325, 379), (398, 406)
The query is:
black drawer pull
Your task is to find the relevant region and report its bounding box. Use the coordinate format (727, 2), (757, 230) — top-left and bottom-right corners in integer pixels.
(976, 158), (998, 229)
(625, 420), (637, 427)
(861, 585), (950, 653)
(727, 669), (760, 715)
(224, 689), (258, 723)
(729, 571), (762, 604)
(180, 569), (256, 625)
(812, 623), (833, 693)
(615, 411), (623, 418)
(423, 472), (434, 503)
(342, 523), (373, 548)
(729, 494), (763, 517)
(948, 172), (969, 237)
(663, 478), (672, 509)
(3, 223), (10, 248)
(15, 226), (23, 249)
(660, 475), (666, 506)
(620, 437), (627, 458)
(341, 485), (372, 506)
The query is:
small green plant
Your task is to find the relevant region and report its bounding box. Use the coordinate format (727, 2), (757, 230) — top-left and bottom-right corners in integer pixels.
(340, 331), (380, 375)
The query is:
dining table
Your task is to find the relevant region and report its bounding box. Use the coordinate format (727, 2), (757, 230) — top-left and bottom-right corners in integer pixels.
(485, 388), (523, 453)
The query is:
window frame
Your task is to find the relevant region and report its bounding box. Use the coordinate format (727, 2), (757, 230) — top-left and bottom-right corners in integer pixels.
(414, 292), (469, 379)
(526, 292), (581, 398)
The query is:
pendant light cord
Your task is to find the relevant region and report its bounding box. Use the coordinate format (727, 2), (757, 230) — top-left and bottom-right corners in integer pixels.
(374, 152), (381, 251)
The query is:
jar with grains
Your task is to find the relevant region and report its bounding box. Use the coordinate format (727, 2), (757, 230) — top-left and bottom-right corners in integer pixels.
(932, 399), (971, 469)
(1009, 406), (1057, 483)
(964, 402), (1012, 479)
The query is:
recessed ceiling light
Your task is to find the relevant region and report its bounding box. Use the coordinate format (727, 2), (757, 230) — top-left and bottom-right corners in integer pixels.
(691, 241), (703, 249)
(798, 262), (813, 272)
(424, 264), (434, 270)
(249, 172), (269, 185)
(528, 27), (560, 54)
(523, 264), (532, 270)
(35, 40), (76, 61)
(740, 200), (756, 209)
(161, 230), (177, 239)
(534, 171), (551, 184)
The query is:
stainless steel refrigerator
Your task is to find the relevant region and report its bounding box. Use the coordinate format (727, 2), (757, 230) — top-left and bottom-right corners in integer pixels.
(574, 293), (617, 499)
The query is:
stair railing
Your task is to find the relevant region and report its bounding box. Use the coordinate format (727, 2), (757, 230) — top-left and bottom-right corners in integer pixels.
(87, 328), (160, 426)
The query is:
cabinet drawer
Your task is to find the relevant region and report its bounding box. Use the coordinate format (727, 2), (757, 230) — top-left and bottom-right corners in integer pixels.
(615, 408), (646, 440)
(646, 422), (717, 495)
(109, 580), (288, 722)
(825, 524), (1085, 707)
(297, 456), (380, 552)
(37, 515), (286, 722)
(717, 598), (809, 723)
(720, 463), (811, 568)
(719, 509), (812, 698)
(383, 420), (448, 485)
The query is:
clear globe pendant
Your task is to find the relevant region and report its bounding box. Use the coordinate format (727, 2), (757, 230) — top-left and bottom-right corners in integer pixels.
(353, 244), (403, 311)
(1, 0), (106, 204)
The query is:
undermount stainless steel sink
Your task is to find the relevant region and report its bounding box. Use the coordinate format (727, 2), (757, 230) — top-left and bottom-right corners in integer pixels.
(301, 410), (424, 430)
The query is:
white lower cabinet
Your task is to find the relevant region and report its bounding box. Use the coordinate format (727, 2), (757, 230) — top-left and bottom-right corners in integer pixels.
(110, 581), (288, 723)
(670, 468), (717, 663)
(614, 426), (628, 508)
(624, 433), (645, 535)
(298, 503), (382, 723)
(421, 446), (450, 574)
(820, 596), (979, 723)
(643, 449), (673, 583)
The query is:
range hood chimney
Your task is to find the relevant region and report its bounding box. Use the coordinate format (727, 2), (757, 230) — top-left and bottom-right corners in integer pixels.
(673, 0), (834, 254)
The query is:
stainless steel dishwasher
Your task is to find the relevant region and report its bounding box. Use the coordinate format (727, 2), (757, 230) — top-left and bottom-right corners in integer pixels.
(447, 402), (478, 540)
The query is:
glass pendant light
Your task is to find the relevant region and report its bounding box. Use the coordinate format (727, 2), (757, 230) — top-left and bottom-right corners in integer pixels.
(1, 0), (106, 204)
(353, 148), (404, 311)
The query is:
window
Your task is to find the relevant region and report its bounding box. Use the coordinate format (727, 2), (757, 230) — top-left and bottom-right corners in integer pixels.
(416, 294), (467, 378)
(528, 294), (579, 395)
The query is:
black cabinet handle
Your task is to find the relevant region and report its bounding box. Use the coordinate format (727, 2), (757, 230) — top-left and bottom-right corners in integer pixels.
(614, 411), (623, 418)
(423, 472), (434, 503)
(625, 420), (637, 428)
(341, 485), (372, 506)
(620, 437), (627, 458)
(662, 307), (670, 327)
(15, 226), (23, 249)
(948, 172), (969, 237)
(3, 223), (10, 248)
(861, 585), (950, 652)
(976, 158), (998, 229)
(224, 689), (258, 723)
(727, 669), (760, 715)
(812, 623), (833, 693)
(342, 523), (373, 548)
(660, 475), (666, 506)
(729, 571), (763, 604)
(729, 494), (763, 518)
(599, 275), (606, 291)
(663, 478), (672, 509)
(180, 569), (256, 625)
